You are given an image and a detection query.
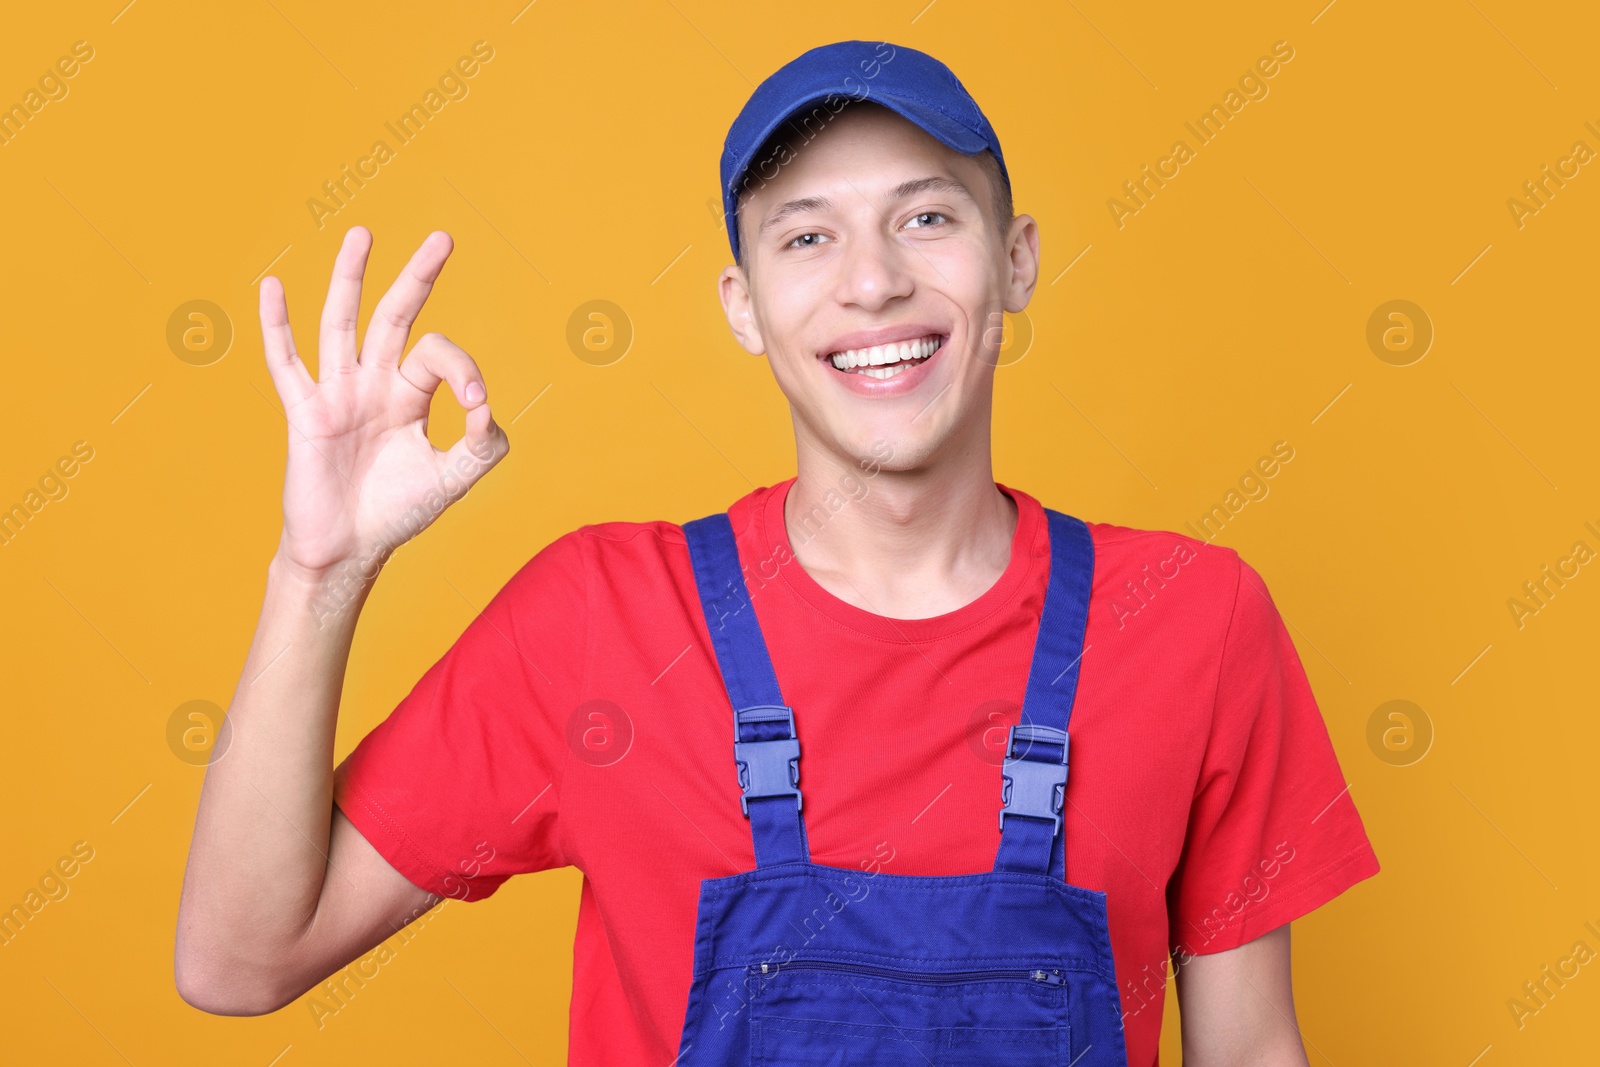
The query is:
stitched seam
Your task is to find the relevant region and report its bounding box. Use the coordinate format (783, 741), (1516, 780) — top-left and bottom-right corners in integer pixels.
(1093, 524), (1214, 551)
(756, 1020), (1062, 1036)
(767, 490), (1049, 646)
(589, 521), (682, 547)
(699, 870), (1094, 895)
(720, 951), (1103, 970)
(1188, 842), (1376, 939)
(755, 977), (1067, 996)
(336, 780), (482, 894)
(749, 983), (1065, 1004)
(554, 527), (591, 872)
(775, 560), (1041, 645)
(1198, 548), (1246, 793)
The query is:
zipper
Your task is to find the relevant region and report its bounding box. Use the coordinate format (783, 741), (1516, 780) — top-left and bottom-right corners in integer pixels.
(747, 959), (1065, 986)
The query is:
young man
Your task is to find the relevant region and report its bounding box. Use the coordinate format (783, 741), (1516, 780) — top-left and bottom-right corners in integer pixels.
(176, 40), (1379, 1066)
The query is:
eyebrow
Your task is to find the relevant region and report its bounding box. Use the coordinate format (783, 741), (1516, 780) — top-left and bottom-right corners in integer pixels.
(755, 176), (978, 239)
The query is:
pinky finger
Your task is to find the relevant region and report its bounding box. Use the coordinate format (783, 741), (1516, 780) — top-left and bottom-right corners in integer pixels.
(259, 277), (316, 407)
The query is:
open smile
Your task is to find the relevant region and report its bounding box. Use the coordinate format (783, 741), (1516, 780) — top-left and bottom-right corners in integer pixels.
(823, 334), (945, 380)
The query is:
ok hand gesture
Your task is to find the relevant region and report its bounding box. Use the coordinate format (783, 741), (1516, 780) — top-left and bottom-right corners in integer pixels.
(258, 227), (509, 583)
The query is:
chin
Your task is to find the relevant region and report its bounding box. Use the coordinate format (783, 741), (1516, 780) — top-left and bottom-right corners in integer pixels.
(841, 431), (923, 476)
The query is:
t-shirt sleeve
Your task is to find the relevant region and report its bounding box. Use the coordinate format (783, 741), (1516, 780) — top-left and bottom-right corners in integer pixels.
(1167, 554), (1380, 957)
(331, 528), (589, 902)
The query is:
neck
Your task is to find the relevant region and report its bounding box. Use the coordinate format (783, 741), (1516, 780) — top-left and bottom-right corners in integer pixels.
(784, 440), (1017, 620)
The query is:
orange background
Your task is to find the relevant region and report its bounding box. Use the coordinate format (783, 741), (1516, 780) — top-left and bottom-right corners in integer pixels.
(2, 1), (1597, 1063)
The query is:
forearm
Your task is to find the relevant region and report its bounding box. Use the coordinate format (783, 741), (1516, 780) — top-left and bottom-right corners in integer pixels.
(175, 549), (373, 998)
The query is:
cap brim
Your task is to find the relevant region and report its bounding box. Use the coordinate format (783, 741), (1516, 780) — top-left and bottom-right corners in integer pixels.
(727, 88), (990, 201)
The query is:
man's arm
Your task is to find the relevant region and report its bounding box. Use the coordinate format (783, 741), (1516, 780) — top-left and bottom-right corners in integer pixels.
(173, 226), (509, 1014)
(1175, 923), (1312, 1067)
(173, 556), (440, 1015)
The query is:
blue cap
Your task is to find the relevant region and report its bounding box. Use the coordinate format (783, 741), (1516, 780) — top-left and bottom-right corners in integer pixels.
(720, 40), (1009, 261)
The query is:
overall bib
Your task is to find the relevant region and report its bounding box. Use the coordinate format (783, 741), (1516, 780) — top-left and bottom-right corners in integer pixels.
(674, 506), (1130, 1066)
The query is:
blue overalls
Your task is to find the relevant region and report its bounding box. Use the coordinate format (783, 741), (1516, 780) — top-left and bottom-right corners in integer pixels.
(675, 506), (1130, 1066)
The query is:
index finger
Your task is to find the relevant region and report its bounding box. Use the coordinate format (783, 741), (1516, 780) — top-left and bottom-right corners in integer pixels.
(318, 226), (373, 381)
(359, 230), (454, 368)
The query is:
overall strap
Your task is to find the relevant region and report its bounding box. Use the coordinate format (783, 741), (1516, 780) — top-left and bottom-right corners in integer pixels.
(993, 509), (1095, 879)
(682, 512), (810, 867)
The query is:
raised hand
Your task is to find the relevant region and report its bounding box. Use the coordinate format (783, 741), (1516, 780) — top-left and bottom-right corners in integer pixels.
(258, 227), (509, 585)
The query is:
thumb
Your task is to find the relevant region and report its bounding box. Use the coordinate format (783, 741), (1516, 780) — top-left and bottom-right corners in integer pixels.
(441, 402), (509, 492)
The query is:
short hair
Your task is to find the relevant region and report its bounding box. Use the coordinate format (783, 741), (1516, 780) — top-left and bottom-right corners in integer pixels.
(733, 99), (1013, 267)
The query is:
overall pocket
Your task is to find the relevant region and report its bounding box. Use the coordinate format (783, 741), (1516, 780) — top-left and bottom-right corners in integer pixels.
(747, 959), (1069, 1067)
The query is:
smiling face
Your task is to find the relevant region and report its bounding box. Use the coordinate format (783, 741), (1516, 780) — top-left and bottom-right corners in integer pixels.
(718, 101), (1040, 476)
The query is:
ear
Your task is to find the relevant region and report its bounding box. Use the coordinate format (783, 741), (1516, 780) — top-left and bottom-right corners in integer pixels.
(718, 263), (766, 355)
(1001, 213), (1041, 314)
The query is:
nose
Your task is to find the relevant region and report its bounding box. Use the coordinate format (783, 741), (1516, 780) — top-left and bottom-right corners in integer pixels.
(831, 225), (914, 312)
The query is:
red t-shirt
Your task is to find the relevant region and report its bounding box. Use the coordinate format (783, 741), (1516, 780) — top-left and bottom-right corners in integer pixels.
(333, 477), (1380, 1066)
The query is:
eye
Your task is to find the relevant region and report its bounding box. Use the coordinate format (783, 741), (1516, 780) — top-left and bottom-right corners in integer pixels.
(786, 232), (830, 249)
(905, 211), (948, 229)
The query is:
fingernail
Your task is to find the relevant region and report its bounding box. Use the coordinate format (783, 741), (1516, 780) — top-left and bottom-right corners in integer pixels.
(464, 381), (486, 404)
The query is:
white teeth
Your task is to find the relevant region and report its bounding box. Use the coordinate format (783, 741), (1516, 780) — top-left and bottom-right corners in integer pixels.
(828, 335), (941, 371)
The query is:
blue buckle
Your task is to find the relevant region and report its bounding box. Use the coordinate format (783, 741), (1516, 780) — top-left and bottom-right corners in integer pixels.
(732, 705), (802, 816)
(998, 723), (1069, 835)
